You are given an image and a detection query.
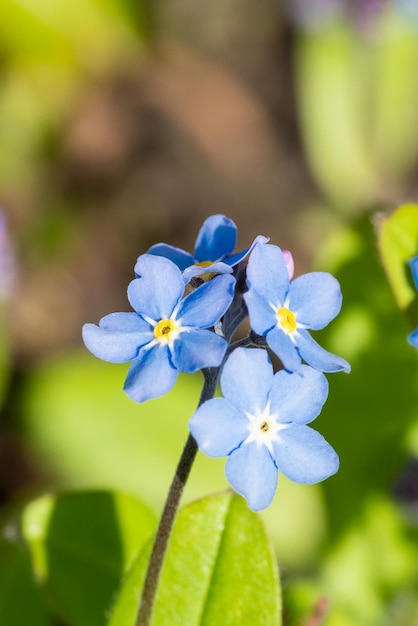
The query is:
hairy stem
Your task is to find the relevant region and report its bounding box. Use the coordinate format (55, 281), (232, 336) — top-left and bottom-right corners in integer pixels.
(135, 367), (220, 626)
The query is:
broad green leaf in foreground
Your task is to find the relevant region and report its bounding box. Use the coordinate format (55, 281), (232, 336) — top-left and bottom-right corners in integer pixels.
(377, 203), (418, 319)
(109, 493), (281, 626)
(21, 490), (155, 626)
(0, 534), (51, 626)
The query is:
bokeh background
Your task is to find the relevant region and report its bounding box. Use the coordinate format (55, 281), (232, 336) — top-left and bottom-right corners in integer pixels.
(1, 1), (418, 625)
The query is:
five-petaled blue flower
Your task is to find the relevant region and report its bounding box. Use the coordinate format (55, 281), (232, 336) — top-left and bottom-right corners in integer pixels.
(244, 242), (351, 373)
(82, 254), (235, 402)
(189, 347), (339, 511)
(146, 214), (267, 282)
(408, 255), (418, 348)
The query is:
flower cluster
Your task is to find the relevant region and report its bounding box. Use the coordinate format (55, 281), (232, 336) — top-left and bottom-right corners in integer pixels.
(83, 215), (350, 510)
(83, 255), (235, 402)
(408, 255), (418, 348)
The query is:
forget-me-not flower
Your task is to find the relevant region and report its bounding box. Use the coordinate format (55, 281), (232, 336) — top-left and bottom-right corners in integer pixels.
(146, 214), (267, 282)
(83, 254), (235, 402)
(189, 348), (339, 511)
(244, 243), (350, 373)
(408, 255), (418, 348)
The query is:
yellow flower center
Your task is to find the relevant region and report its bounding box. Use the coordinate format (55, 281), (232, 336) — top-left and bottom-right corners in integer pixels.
(193, 260), (216, 282)
(277, 307), (297, 333)
(153, 319), (180, 344)
(260, 421), (270, 433)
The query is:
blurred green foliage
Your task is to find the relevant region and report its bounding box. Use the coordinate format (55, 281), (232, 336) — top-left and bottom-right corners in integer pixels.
(296, 8), (418, 210)
(0, 0), (149, 187)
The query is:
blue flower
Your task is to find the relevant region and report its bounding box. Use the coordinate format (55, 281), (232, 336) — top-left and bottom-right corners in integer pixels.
(146, 214), (267, 282)
(408, 255), (418, 348)
(189, 348), (338, 511)
(244, 242), (350, 373)
(82, 254), (235, 402)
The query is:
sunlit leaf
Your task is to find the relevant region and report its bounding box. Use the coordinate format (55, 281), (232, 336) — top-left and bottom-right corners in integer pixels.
(295, 25), (378, 209)
(372, 13), (418, 181)
(377, 203), (418, 316)
(109, 493), (281, 626)
(21, 490), (155, 626)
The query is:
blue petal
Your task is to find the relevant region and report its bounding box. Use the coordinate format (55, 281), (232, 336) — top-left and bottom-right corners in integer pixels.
(123, 345), (178, 402)
(272, 424), (339, 484)
(408, 327), (418, 347)
(246, 243), (289, 307)
(177, 274), (235, 328)
(410, 256), (418, 290)
(225, 443), (278, 512)
(82, 313), (152, 363)
(244, 288), (277, 335)
(129, 255), (184, 320)
(220, 347), (273, 413)
(194, 214), (237, 262)
(296, 329), (351, 373)
(269, 365), (329, 424)
(182, 262), (233, 282)
(172, 330), (227, 372)
(266, 327), (302, 372)
(289, 272), (342, 330)
(223, 235), (270, 267)
(147, 243), (194, 272)
(189, 398), (248, 457)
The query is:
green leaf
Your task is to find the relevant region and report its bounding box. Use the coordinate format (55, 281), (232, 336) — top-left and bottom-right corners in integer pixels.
(372, 13), (418, 182)
(21, 490), (155, 626)
(377, 204), (418, 316)
(0, 534), (51, 626)
(109, 493), (281, 626)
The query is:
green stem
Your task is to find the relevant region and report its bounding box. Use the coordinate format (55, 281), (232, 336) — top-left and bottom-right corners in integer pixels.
(135, 367), (220, 626)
